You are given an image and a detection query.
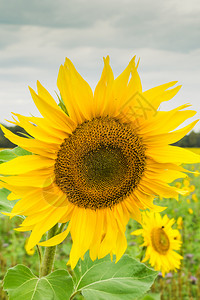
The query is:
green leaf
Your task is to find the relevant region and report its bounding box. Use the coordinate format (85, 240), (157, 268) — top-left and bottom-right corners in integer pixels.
(73, 254), (158, 300)
(3, 264), (74, 300)
(0, 149), (17, 163)
(0, 146), (32, 164)
(56, 92), (69, 115)
(0, 188), (17, 213)
(74, 254), (110, 286)
(140, 293), (161, 300)
(12, 146), (32, 157)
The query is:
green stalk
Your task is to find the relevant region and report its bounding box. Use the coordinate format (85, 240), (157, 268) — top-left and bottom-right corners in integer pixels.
(36, 245), (42, 265)
(39, 224), (58, 277)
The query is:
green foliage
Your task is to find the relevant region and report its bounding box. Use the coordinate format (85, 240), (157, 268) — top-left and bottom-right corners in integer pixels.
(10, 147), (32, 157)
(72, 254), (158, 300)
(0, 149), (18, 163)
(3, 255), (157, 300)
(56, 92), (69, 116)
(140, 294), (160, 300)
(3, 265), (73, 300)
(0, 146), (31, 164)
(0, 188), (17, 213)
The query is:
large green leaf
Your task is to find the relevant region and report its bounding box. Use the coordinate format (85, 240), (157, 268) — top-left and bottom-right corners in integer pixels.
(73, 253), (110, 285)
(73, 254), (158, 300)
(3, 264), (74, 300)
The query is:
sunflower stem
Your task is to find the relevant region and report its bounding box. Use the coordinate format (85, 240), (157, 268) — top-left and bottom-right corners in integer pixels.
(39, 224), (58, 277)
(36, 245), (42, 265)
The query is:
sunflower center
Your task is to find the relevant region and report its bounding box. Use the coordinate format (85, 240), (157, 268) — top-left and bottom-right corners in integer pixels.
(151, 228), (170, 254)
(54, 117), (146, 210)
(82, 146), (127, 187)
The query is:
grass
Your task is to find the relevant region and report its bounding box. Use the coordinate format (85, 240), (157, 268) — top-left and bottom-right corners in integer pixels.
(0, 154), (200, 299)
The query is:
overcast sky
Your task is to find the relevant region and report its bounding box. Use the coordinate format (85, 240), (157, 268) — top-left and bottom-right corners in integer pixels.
(0, 0), (199, 131)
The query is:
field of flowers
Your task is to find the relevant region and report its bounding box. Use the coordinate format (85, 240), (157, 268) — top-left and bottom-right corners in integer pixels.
(0, 148), (200, 300)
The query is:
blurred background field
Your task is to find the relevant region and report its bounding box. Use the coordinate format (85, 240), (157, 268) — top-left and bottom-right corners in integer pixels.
(0, 149), (200, 300)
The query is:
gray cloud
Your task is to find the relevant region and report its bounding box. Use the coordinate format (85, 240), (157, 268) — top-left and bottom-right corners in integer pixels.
(0, 0), (199, 130)
(0, 0), (123, 28)
(0, 0), (199, 53)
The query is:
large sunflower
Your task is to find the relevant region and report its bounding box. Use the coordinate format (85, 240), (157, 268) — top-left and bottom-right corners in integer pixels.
(0, 57), (199, 269)
(132, 211), (183, 276)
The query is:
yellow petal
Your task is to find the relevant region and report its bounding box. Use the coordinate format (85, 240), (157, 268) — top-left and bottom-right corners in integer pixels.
(0, 173), (54, 188)
(144, 120), (199, 145)
(115, 230), (127, 263)
(131, 229), (143, 236)
(124, 198), (142, 223)
(12, 114), (70, 140)
(63, 58), (94, 120)
(113, 56), (135, 107)
(144, 169), (187, 183)
(13, 113), (66, 144)
(133, 190), (165, 212)
(69, 208), (97, 269)
(29, 87), (74, 131)
(57, 65), (85, 124)
(139, 104), (196, 134)
(94, 56), (114, 117)
(146, 145), (200, 164)
(14, 225), (34, 232)
(139, 179), (179, 199)
(26, 198), (67, 249)
(1, 125), (59, 157)
(113, 203), (128, 232)
(39, 226), (70, 247)
(89, 209), (104, 261)
(128, 60), (142, 94)
(7, 192), (19, 201)
(37, 81), (61, 109)
(9, 185), (64, 217)
(143, 81), (181, 109)
(9, 190), (45, 216)
(0, 155), (54, 175)
(98, 209), (118, 259)
(118, 59), (144, 121)
(58, 202), (75, 223)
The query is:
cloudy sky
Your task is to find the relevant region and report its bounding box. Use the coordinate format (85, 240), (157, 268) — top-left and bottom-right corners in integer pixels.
(0, 0), (199, 130)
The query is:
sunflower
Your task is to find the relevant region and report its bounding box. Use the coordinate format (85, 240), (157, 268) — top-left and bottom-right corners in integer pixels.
(0, 56), (199, 269)
(132, 211), (183, 276)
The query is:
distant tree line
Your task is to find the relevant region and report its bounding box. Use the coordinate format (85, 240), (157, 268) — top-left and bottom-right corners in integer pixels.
(173, 131), (200, 148)
(0, 125), (28, 148)
(0, 125), (200, 148)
